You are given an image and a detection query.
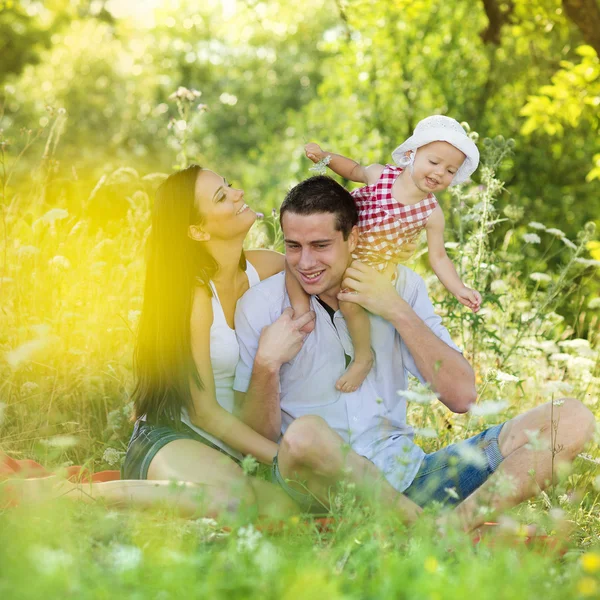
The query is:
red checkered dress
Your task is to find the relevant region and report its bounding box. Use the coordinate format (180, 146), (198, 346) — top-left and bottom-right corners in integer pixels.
(351, 164), (438, 269)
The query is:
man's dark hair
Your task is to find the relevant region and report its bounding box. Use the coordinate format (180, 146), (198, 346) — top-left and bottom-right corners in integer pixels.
(279, 176), (358, 240)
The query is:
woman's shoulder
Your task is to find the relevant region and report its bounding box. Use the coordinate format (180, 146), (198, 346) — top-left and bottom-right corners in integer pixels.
(245, 249), (285, 281)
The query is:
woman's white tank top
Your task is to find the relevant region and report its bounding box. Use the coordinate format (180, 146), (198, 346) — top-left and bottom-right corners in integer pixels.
(180, 261), (261, 460)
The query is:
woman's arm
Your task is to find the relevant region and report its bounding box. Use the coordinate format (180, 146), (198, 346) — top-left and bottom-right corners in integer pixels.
(188, 286), (279, 464)
(245, 249), (285, 279)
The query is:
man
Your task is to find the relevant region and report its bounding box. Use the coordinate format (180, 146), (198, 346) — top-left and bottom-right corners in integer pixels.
(234, 176), (595, 531)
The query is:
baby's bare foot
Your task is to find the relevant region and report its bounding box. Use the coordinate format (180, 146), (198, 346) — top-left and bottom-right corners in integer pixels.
(335, 353), (374, 393)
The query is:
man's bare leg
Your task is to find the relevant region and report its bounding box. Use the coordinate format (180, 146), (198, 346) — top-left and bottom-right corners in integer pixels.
(277, 415), (422, 522)
(453, 398), (595, 532)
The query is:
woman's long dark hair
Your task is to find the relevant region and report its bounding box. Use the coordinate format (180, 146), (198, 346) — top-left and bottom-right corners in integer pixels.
(131, 164), (244, 426)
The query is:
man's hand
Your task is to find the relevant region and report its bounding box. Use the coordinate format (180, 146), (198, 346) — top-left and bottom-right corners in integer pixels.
(337, 260), (405, 321)
(256, 307), (315, 370)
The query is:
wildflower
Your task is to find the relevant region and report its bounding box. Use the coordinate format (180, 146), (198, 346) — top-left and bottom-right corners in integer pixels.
(559, 339), (591, 352)
(589, 298), (600, 310)
(503, 205), (524, 221)
(236, 524), (262, 553)
(128, 310), (141, 325)
(168, 87), (202, 102)
(413, 427), (438, 438)
(38, 208), (69, 225)
(254, 541), (280, 573)
(528, 221), (545, 230)
(48, 255), (71, 270)
(30, 546), (74, 575)
(241, 454), (259, 475)
(17, 245), (39, 257)
(490, 279), (507, 294)
(577, 577), (598, 597)
(496, 370), (519, 384)
(492, 472), (517, 497)
(549, 353), (571, 362)
(542, 381), (573, 397)
(7, 338), (48, 369)
(102, 447), (123, 466)
(109, 544), (143, 572)
(524, 429), (549, 451)
(197, 103), (209, 113)
(561, 237), (577, 250)
(529, 272), (551, 283)
(20, 381), (39, 395)
(41, 435), (78, 449)
(424, 556), (439, 573)
(397, 389), (437, 404)
(545, 228), (565, 238)
(455, 444), (487, 468)
(568, 356), (595, 371)
(469, 399), (509, 416)
(309, 154), (332, 175)
(522, 233), (541, 244)
(575, 258), (600, 268)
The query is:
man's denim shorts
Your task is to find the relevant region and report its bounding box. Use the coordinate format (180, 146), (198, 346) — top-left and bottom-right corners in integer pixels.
(272, 423), (505, 512)
(121, 419), (235, 480)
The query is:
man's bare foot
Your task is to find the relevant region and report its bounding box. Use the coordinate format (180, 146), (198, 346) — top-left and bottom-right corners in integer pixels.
(335, 353), (374, 393)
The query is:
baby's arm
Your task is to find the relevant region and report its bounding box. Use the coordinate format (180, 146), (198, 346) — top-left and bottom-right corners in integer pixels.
(305, 143), (383, 185)
(426, 207), (482, 312)
(285, 263), (315, 333)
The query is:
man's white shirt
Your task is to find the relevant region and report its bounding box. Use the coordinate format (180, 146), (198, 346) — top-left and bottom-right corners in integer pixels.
(233, 266), (462, 492)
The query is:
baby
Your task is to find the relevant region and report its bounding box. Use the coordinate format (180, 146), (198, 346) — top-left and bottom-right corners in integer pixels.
(287, 115), (481, 392)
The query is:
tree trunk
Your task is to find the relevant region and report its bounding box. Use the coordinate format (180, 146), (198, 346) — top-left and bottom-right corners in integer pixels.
(562, 0), (600, 56)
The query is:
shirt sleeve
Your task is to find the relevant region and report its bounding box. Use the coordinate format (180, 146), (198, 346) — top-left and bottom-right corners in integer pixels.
(398, 268), (463, 383)
(233, 288), (273, 393)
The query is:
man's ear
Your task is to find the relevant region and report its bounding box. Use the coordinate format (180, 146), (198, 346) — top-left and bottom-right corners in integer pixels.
(348, 225), (359, 253)
(188, 224), (210, 242)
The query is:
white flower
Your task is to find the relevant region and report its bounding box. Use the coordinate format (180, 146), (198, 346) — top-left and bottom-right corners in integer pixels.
(413, 427), (438, 438)
(39, 208), (69, 224)
(169, 86), (202, 102)
(545, 228), (565, 238)
(469, 399), (509, 416)
(237, 524), (262, 553)
(102, 447), (123, 466)
(496, 370), (519, 384)
(588, 298), (600, 310)
(397, 389), (437, 404)
(559, 338), (590, 351)
(575, 258), (600, 268)
(254, 541), (281, 573)
(41, 435), (78, 449)
(48, 255), (71, 270)
(490, 279), (508, 294)
(561, 237), (577, 250)
(17, 245), (39, 257)
(444, 487), (459, 500)
(542, 381), (573, 397)
(30, 546), (73, 575)
(109, 544), (143, 572)
(568, 356), (595, 371)
(522, 233), (541, 244)
(524, 429), (550, 451)
(455, 443), (487, 468)
(549, 353), (571, 362)
(528, 222), (545, 230)
(20, 381), (40, 395)
(6, 339), (48, 369)
(529, 272), (551, 283)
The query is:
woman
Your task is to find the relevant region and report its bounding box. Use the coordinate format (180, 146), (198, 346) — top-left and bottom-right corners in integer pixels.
(2, 165), (302, 520)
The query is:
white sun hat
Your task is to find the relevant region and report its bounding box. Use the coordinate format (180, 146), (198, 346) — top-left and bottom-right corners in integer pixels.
(391, 115), (480, 186)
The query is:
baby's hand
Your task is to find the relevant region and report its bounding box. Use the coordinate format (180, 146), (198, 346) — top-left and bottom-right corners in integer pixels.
(305, 142), (326, 163)
(456, 287), (482, 313)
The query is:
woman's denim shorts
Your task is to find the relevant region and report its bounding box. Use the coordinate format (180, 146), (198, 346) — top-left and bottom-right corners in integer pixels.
(121, 419), (236, 480)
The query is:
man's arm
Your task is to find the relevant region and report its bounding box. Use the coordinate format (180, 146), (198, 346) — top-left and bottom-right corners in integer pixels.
(338, 262), (476, 413)
(234, 298), (315, 441)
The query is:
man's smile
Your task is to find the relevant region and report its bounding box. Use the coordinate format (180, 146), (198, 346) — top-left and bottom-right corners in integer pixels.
(298, 269), (325, 285)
